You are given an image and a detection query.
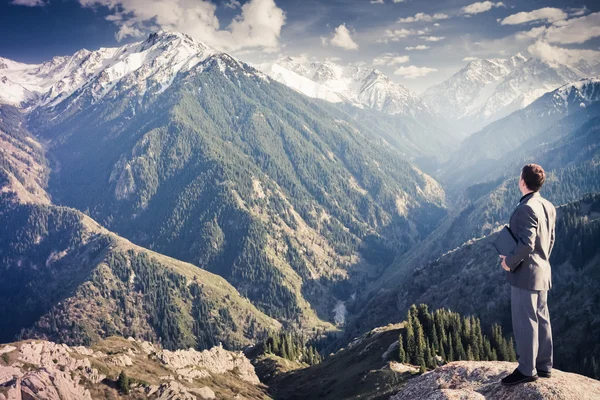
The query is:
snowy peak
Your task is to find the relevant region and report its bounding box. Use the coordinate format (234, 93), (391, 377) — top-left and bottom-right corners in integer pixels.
(422, 53), (594, 135)
(550, 78), (600, 111)
(0, 30), (219, 108)
(258, 56), (431, 117)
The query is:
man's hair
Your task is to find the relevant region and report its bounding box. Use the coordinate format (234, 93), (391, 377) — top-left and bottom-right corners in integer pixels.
(521, 164), (545, 192)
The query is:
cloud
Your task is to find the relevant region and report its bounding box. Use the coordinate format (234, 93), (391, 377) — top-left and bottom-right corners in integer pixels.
(461, 1), (505, 15)
(405, 45), (430, 51)
(370, 0), (384, 4)
(377, 28), (415, 43)
(224, 0), (241, 9)
(397, 12), (449, 23)
(393, 65), (437, 79)
(78, 0), (286, 52)
(463, 56), (479, 61)
(373, 53), (410, 66)
(421, 36), (445, 42)
(543, 12), (600, 44)
(326, 24), (359, 50)
(528, 40), (600, 65)
(500, 7), (567, 25)
(567, 6), (588, 17)
(10, 0), (45, 5)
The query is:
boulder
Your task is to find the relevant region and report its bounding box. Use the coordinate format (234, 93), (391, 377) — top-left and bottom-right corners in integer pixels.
(390, 361), (600, 400)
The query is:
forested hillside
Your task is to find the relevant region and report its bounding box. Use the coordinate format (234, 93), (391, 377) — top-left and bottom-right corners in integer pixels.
(347, 194), (600, 379)
(0, 196), (281, 350)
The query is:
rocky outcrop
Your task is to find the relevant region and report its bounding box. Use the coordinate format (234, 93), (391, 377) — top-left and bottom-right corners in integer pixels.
(390, 361), (600, 400)
(0, 337), (264, 400)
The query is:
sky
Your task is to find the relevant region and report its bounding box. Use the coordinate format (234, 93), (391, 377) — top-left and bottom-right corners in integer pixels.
(1, 0), (599, 91)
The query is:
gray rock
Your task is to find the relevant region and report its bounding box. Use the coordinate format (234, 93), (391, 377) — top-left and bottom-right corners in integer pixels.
(390, 361), (600, 400)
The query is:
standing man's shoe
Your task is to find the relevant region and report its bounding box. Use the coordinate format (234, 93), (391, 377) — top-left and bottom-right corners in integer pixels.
(501, 368), (539, 386)
(537, 370), (551, 378)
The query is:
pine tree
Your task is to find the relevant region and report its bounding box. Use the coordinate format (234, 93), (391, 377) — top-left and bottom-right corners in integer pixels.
(118, 371), (130, 394)
(405, 317), (417, 365)
(398, 335), (406, 363)
(415, 319), (426, 368)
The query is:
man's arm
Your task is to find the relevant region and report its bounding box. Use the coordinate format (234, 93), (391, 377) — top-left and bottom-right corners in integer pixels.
(505, 205), (538, 271)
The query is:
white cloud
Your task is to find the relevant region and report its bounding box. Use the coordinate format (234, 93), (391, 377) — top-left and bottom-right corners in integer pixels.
(393, 0), (406, 2)
(327, 24), (359, 50)
(463, 56), (479, 61)
(224, 0), (241, 9)
(393, 65), (437, 79)
(500, 7), (568, 25)
(567, 6), (588, 17)
(377, 28), (415, 43)
(421, 36), (445, 42)
(10, 0), (45, 5)
(78, 0), (286, 52)
(528, 40), (600, 65)
(461, 1), (505, 15)
(370, 0), (385, 4)
(397, 12), (449, 23)
(543, 12), (600, 44)
(405, 45), (430, 51)
(373, 53), (410, 66)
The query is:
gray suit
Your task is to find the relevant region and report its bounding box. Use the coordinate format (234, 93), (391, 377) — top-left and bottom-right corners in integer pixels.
(504, 191), (556, 376)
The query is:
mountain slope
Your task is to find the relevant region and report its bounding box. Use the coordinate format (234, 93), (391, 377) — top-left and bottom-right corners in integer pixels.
(15, 31), (448, 330)
(423, 55), (590, 135)
(0, 195), (281, 350)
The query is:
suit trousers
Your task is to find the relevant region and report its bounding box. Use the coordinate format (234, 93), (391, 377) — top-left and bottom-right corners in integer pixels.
(511, 285), (553, 376)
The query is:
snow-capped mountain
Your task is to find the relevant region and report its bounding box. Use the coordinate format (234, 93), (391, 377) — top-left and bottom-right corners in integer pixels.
(258, 57), (432, 117)
(0, 31), (217, 108)
(440, 77), (600, 186)
(422, 54), (593, 135)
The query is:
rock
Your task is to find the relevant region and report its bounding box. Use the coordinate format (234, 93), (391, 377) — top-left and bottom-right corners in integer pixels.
(3, 368), (93, 400)
(390, 361), (600, 400)
(191, 386), (216, 399)
(156, 346), (259, 384)
(0, 338), (260, 400)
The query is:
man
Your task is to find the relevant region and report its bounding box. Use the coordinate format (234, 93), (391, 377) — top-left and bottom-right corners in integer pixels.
(499, 164), (556, 386)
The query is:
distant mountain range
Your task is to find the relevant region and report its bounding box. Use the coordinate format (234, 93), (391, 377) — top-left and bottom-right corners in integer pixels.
(440, 78), (600, 187)
(422, 54), (595, 135)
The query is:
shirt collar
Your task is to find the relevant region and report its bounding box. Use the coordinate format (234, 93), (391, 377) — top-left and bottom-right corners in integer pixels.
(519, 191), (538, 204)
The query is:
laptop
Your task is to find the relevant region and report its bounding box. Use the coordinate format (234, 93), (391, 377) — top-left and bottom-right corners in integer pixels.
(493, 226), (518, 256)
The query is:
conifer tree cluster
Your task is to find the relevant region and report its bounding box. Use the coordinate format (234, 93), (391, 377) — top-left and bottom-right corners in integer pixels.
(398, 304), (516, 371)
(262, 331), (323, 365)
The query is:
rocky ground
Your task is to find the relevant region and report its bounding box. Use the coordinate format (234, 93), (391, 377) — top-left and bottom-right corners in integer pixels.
(390, 361), (600, 400)
(0, 337), (267, 400)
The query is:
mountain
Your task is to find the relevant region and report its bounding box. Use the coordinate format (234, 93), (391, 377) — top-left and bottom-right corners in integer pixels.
(0, 337), (267, 399)
(1, 31), (449, 333)
(423, 54), (591, 135)
(258, 57), (430, 117)
(440, 78), (600, 187)
(0, 31), (216, 108)
(257, 57), (458, 163)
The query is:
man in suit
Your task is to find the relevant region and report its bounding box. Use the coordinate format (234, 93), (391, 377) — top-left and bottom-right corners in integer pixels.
(499, 164), (556, 386)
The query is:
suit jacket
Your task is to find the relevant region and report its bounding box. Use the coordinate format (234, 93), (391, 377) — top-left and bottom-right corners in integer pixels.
(504, 191), (556, 291)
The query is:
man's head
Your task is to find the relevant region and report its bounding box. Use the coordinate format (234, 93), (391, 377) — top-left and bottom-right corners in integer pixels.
(519, 164), (546, 194)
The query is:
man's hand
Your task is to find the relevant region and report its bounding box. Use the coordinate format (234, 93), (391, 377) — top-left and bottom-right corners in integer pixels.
(499, 255), (510, 271)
